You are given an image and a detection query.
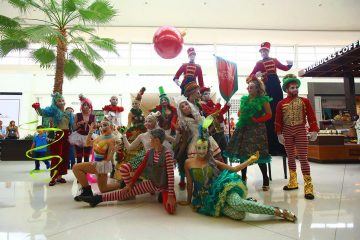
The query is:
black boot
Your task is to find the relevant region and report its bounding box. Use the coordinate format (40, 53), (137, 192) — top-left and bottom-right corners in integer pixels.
(74, 186), (93, 201)
(79, 195), (102, 207)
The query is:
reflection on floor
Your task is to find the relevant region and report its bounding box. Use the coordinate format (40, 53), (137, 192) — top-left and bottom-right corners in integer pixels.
(0, 157), (359, 240)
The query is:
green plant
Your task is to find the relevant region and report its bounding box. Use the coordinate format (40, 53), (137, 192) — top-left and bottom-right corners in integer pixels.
(23, 134), (35, 140)
(0, 0), (118, 94)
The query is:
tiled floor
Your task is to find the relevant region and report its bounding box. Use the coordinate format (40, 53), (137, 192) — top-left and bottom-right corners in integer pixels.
(0, 158), (359, 240)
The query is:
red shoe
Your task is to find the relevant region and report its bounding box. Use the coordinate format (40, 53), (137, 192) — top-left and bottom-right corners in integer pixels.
(49, 181), (56, 186)
(179, 181), (186, 191)
(56, 178), (66, 183)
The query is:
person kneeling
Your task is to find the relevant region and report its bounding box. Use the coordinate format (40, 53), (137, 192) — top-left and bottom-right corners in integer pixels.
(79, 128), (177, 215)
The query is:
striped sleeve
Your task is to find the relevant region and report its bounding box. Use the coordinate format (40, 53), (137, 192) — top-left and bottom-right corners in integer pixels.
(165, 150), (175, 195)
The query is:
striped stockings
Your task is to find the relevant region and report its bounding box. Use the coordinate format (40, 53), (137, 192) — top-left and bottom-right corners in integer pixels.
(119, 163), (132, 185)
(283, 125), (310, 175)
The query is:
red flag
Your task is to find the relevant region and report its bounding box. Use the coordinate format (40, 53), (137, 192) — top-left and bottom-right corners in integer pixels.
(215, 56), (238, 102)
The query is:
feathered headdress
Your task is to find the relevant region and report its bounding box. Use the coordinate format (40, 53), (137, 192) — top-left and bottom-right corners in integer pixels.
(51, 92), (63, 106)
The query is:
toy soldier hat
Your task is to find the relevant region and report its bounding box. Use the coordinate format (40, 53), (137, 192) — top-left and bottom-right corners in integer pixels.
(199, 86), (211, 94)
(187, 47), (196, 56)
(282, 74), (301, 92)
(259, 42), (271, 52)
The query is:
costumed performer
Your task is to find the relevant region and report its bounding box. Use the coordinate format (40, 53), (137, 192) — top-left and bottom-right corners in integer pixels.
(275, 74), (319, 200)
(247, 42), (293, 156)
(32, 92), (74, 186)
(224, 78), (272, 191)
(173, 47), (204, 95)
(79, 128), (177, 215)
(178, 135), (296, 222)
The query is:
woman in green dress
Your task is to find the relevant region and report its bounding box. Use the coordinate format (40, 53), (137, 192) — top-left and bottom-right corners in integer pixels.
(179, 137), (296, 222)
(224, 78), (272, 191)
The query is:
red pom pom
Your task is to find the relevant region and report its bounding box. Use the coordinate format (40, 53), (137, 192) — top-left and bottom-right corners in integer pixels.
(32, 103), (40, 109)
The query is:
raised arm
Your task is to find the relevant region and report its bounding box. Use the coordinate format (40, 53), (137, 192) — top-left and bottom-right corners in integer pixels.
(215, 151), (259, 172)
(122, 133), (142, 151)
(84, 122), (96, 147)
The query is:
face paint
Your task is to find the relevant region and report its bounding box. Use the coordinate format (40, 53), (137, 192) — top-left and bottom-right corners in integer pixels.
(132, 101), (140, 109)
(189, 53), (196, 62)
(201, 91), (211, 101)
(247, 83), (257, 95)
(56, 98), (65, 109)
(260, 49), (269, 58)
(160, 98), (169, 106)
(196, 141), (208, 157)
(144, 116), (156, 129)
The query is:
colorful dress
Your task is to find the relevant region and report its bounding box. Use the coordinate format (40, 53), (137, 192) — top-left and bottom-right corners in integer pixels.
(225, 95), (272, 164)
(190, 167), (275, 220)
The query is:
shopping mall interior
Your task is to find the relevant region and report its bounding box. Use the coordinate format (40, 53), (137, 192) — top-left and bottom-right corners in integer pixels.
(0, 0), (359, 239)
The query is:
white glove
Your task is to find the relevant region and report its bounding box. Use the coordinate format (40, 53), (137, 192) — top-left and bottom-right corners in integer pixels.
(255, 71), (263, 79)
(277, 134), (284, 145)
(174, 78), (181, 87)
(286, 60), (293, 66)
(226, 102), (231, 107)
(309, 132), (318, 141)
(217, 98), (221, 104)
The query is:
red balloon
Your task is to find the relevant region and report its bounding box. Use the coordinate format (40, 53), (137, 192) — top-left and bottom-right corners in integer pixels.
(153, 26), (184, 59)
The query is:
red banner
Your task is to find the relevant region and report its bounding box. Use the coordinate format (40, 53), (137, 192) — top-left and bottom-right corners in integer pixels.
(216, 56), (238, 102)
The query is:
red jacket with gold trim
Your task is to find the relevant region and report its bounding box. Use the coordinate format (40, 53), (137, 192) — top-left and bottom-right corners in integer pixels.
(174, 63), (204, 87)
(275, 96), (319, 134)
(248, 58), (292, 82)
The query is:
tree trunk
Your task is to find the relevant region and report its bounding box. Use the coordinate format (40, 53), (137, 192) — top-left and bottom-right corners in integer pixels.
(53, 29), (67, 94)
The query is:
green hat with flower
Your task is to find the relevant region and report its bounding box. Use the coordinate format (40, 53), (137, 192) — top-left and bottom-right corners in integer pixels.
(282, 74), (301, 92)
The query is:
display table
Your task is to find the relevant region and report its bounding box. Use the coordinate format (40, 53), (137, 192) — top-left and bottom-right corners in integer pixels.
(0, 140), (32, 161)
(308, 135), (360, 163)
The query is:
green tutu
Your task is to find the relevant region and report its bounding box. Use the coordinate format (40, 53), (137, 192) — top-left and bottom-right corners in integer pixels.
(191, 170), (248, 217)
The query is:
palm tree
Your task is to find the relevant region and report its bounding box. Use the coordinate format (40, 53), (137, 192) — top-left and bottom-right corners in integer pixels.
(0, 0), (118, 94)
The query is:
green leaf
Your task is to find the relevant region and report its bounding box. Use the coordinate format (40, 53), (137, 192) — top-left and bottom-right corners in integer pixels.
(8, 0), (32, 12)
(69, 24), (95, 35)
(85, 43), (103, 61)
(0, 15), (20, 29)
(70, 48), (104, 80)
(64, 0), (77, 13)
(64, 59), (81, 79)
(23, 25), (65, 42)
(90, 36), (117, 54)
(0, 38), (28, 57)
(87, 62), (105, 80)
(44, 35), (58, 46)
(31, 47), (56, 68)
(79, 0), (116, 24)
(71, 48), (92, 65)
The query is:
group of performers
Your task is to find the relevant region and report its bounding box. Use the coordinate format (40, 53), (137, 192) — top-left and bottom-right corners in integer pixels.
(31, 41), (319, 222)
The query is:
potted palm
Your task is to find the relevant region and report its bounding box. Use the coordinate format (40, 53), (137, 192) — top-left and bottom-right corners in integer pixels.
(0, 0), (118, 94)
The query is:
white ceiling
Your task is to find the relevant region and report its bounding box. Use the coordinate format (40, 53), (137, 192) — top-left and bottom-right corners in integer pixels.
(0, 0), (359, 31)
